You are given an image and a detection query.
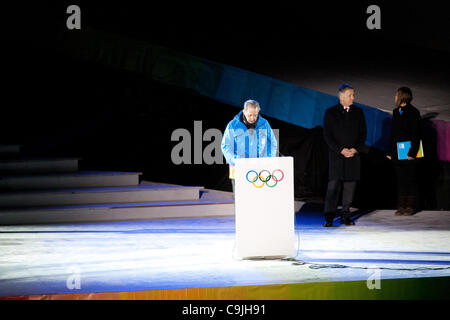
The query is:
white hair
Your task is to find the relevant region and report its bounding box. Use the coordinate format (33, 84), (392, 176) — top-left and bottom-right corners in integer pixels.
(243, 99), (261, 112)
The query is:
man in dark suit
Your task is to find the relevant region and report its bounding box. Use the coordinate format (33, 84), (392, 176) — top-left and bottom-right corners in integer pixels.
(322, 84), (367, 227)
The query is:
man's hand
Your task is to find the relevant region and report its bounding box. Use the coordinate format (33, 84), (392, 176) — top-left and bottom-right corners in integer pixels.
(349, 148), (358, 156)
(341, 148), (358, 158)
(386, 155), (392, 160)
(340, 148), (353, 158)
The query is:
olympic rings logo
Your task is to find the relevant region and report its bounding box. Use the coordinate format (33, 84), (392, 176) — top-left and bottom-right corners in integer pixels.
(245, 169), (284, 188)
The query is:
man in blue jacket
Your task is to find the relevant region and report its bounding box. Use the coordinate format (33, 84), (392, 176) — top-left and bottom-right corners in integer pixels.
(221, 100), (278, 195)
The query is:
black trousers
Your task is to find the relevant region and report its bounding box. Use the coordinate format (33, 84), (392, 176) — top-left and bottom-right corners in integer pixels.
(324, 180), (357, 222)
(394, 162), (418, 197)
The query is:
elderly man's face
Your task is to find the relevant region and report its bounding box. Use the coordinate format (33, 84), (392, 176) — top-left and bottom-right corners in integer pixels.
(243, 107), (259, 124)
(339, 89), (355, 107)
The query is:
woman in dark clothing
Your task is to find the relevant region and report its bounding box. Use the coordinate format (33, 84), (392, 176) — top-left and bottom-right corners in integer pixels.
(387, 87), (421, 216)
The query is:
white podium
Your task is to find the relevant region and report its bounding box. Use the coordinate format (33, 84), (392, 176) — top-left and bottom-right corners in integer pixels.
(234, 157), (295, 259)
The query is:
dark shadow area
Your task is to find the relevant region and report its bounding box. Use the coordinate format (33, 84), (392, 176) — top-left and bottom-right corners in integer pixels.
(419, 117), (450, 210)
(296, 202), (374, 226)
(357, 147), (397, 210)
(295, 202), (325, 227)
(348, 208), (377, 223)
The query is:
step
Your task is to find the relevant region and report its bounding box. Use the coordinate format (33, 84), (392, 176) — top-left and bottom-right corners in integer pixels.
(0, 158), (80, 174)
(0, 196), (235, 225)
(0, 185), (202, 207)
(0, 171), (141, 191)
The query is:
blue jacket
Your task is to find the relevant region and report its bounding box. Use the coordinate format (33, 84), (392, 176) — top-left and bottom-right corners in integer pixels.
(221, 110), (278, 165)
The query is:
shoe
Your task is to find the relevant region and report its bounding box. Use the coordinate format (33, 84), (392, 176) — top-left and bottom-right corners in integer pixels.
(323, 212), (335, 227)
(403, 196), (416, 216)
(340, 217), (355, 225)
(402, 207), (414, 216)
(323, 221), (333, 227)
(395, 196), (407, 216)
(340, 213), (355, 225)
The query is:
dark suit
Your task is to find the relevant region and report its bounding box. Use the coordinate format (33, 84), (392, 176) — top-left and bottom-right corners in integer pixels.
(323, 104), (367, 222)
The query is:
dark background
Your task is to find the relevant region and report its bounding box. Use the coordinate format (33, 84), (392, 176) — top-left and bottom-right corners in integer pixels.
(2, 1), (449, 209)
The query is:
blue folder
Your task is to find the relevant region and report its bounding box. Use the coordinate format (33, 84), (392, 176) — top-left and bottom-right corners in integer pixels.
(397, 140), (424, 160)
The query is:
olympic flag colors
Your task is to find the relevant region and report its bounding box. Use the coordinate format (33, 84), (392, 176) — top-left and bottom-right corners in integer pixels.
(234, 157), (295, 259)
(245, 169), (284, 188)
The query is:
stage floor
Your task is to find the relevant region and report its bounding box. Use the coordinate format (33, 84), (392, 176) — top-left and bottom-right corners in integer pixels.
(0, 205), (449, 298)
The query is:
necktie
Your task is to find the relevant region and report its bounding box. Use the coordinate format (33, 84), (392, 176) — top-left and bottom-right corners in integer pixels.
(344, 107), (349, 112)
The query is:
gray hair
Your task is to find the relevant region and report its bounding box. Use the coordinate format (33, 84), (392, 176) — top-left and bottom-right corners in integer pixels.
(243, 99), (261, 112)
(338, 83), (354, 96)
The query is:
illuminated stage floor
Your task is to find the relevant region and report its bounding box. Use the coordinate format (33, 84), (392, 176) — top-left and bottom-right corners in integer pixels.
(0, 206), (449, 299)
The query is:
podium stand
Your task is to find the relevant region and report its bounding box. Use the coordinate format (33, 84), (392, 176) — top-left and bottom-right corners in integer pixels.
(234, 157), (295, 259)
